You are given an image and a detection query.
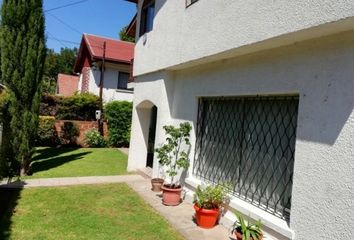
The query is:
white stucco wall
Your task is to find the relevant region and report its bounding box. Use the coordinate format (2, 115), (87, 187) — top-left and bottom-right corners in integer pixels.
(128, 31), (354, 239)
(133, 0), (354, 76)
(82, 63), (133, 103)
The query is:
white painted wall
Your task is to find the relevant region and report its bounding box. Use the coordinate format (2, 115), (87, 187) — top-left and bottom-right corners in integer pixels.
(128, 31), (354, 239)
(80, 63), (133, 103)
(133, 0), (354, 76)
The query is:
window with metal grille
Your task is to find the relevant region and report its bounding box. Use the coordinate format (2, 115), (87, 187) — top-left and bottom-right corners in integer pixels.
(193, 96), (299, 220)
(186, 0), (199, 8)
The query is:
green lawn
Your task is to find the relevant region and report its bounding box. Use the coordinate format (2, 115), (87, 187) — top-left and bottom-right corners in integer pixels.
(27, 147), (128, 178)
(0, 184), (185, 240)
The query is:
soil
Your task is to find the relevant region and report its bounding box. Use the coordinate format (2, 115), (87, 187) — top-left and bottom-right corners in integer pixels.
(163, 184), (181, 189)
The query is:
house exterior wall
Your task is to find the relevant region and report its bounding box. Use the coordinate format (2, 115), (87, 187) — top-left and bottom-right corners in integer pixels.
(128, 31), (354, 239)
(78, 63), (133, 103)
(133, 0), (354, 76)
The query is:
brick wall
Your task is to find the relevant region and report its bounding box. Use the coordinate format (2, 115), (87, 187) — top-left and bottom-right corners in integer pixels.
(55, 120), (108, 147)
(81, 67), (90, 92)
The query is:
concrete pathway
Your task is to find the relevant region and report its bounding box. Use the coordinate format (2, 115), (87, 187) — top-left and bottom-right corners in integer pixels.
(127, 179), (232, 240)
(0, 175), (144, 188)
(0, 174), (232, 240)
(118, 147), (129, 155)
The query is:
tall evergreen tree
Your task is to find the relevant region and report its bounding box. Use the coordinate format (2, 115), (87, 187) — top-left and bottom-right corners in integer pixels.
(0, 0), (46, 175)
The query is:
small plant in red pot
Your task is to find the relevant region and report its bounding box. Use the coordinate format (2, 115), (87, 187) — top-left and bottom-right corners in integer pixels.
(232, 214), (263, 240)
(193, 184), (230, 229)
(155, 122), (192, 206)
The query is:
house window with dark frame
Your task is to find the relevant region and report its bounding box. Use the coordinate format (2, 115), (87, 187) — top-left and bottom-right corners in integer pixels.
(186, 0), (199, 7)
(193, 96), (299, 221)
(140, 0), (155, 36)
(117, 72), (130, 90)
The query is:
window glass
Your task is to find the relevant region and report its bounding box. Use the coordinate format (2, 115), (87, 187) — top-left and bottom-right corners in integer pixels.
(140, 1), (155, 36)
(118, 72), (130, 89)
(193, 96), (299, 221)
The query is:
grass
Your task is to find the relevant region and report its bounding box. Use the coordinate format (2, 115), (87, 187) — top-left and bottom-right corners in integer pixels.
(0, 184), (185, 240)
(27, 147), (128, 178)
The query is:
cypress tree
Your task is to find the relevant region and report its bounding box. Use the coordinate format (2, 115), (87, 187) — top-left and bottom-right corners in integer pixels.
(0, 0), (46, 176)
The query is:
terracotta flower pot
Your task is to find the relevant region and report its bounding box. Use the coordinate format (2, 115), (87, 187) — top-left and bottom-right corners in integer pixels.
(151, 178), (164, 192)
(194, 204), (220, 229)
(161, 184), (182, 206)
(234, 230), (263, 240)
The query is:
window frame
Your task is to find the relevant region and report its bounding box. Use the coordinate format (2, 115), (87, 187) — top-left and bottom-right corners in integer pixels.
(139, 0), (155, 36)
(193, 95), (299, 221)
(117, 71), (131, 91)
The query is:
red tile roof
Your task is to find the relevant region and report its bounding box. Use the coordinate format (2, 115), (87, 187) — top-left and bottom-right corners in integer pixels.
(57, 74), (79, 96)
(84, 34), (134, 63)
(74, 34), (134, 73)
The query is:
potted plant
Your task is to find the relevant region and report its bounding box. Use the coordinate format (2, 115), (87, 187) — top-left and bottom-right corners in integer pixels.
(151, 168), (165, 192)
(232, 214), (263, 240)
(193, 184), (230, 228)
(155, 122), (192, 206)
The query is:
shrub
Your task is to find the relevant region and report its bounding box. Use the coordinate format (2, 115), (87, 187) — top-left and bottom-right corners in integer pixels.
(39, 94), (63, 117)
(193, 184), (230, 209)
(84, 129), (107, 148)
(105, 101), (132, 147)
(36, 116), (59, 146)
(60, 121), (80, 146)
(56, 93), (100, 121)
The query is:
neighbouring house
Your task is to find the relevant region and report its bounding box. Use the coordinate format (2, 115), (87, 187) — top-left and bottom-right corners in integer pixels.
(73, 34), (134, 102)
(125, 1), (354, 239)
(56, 73), (79, 96)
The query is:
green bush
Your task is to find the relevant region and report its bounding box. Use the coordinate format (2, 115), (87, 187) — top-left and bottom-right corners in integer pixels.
(36, 116), (59, 146)
(105, 101), (132, 147)
(39, 94), (63, 117)
(84, 129), (107, 148)
(56, 93), (100, 121)
(60, 121), (80, 146)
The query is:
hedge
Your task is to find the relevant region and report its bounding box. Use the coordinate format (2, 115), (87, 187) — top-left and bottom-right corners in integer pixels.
(40, 93), (100, 121)
(105, 101), (132, 147)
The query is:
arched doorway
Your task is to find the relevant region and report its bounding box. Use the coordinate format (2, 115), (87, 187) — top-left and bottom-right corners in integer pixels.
(134, 100), (158, 171)
(146, 106), (157, 168)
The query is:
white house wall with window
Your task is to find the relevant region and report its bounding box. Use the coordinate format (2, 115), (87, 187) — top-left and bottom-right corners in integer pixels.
(125, 0), (354, 239)
(74, 34), (134, 103)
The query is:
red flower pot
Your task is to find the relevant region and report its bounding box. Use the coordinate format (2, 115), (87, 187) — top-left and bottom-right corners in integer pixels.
(194, 204), (220, 229)
(161, 185), (182, 206)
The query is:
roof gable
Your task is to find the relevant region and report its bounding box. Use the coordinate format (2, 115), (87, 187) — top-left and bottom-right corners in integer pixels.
(74, 34), (134, 73)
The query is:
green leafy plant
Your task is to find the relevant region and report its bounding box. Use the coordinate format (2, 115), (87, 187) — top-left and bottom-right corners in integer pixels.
(36, 116), (59, 146)
(232, 214), (263, 240)
(60, 121), (80, 146)
(155, 122), (192, 187)
(105, 101), (132, 147)
(193, 184), (230, 209)
(84, 129), (107, 148)
(56, 93), (100, 121)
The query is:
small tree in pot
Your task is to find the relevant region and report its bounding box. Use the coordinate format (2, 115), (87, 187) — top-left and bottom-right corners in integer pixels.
(155, 122), (192, 206)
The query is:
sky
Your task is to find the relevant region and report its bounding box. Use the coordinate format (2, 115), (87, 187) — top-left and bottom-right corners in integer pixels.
(0, 0), (136, 52)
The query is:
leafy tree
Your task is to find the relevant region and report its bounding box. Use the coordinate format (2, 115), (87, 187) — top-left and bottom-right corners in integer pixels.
(0, 0), (46, 176)
(119, 26), (135, 43)
(155, 122), (192, 187)
(42, 47), (77, 94)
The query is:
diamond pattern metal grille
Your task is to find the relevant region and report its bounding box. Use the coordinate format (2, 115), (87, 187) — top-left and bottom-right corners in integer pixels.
(193, 96), (299, 220)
